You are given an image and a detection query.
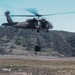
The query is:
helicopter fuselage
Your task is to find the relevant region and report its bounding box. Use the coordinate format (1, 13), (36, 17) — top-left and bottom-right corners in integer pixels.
(2, 11), (53, 32)
(2, 18), (53, 30)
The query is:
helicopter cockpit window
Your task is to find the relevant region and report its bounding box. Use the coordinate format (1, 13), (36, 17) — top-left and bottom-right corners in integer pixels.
(37, 21), (41, 27)
(41, 19), (46, 29)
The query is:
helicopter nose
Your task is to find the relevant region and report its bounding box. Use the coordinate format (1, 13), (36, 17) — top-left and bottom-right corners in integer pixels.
(49, 22), (53, 29)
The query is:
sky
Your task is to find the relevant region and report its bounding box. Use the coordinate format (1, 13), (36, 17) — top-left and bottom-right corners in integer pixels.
(0, 0), (75, 32)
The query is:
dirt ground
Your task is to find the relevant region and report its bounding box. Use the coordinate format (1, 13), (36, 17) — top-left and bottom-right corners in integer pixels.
(0, 55), (75, 75)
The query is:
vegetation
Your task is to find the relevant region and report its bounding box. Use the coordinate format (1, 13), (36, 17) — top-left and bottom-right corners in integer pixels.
(0, 27), (75, 56)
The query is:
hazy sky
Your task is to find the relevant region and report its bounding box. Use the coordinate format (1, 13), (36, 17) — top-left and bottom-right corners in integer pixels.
(0, 0), (75, 32)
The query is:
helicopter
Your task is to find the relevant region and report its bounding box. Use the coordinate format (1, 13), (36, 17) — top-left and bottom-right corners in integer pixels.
(1, 9), (53, 33)
(2, 8), (75, 32)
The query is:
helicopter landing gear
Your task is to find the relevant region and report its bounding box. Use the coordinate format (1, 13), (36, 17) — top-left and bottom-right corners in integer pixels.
(46, 29), (49, 32)
(37, 29), (40, 33)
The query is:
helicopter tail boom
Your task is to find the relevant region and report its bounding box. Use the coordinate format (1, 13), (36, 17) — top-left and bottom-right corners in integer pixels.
(2, 11), (18, 27)
(2, 22), (18, 26)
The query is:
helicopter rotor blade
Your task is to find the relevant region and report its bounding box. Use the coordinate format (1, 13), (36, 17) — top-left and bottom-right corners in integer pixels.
(11, 8), (41, 17)
(10, 11), (75, 17)
(25, 8), (38, 15)
(42, 11), (75, 16)
(11, 15), (35, 17)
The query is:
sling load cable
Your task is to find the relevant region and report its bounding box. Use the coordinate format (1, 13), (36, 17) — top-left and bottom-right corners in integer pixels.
(34, 32), (41, 52)
(5, 28), (22, 52)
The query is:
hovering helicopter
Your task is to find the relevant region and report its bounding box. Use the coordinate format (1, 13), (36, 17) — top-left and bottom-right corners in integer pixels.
(2, 8), (53, 32)
(2, 8), (75, 32)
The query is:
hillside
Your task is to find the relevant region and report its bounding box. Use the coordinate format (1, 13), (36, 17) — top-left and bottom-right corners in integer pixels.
(0, 27), (75, 56)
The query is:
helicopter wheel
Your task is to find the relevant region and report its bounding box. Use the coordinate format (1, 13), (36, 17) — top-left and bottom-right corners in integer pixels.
(46, 29), (49, 32)
(37, 29), (40, 33)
